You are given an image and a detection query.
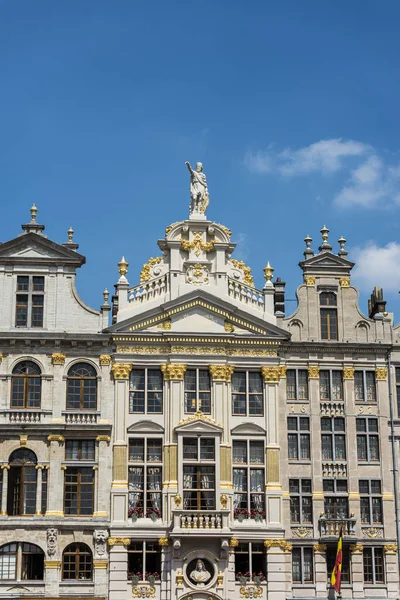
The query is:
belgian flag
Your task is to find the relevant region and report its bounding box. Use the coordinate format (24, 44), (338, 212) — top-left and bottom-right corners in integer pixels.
(330, 528), (343, 593)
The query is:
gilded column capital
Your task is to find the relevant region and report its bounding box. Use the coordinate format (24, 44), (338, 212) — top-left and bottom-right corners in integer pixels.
(161, 364), (187, 380)
(96, 435), (111, 443)
(279, 366), (287, 379)
(339, 277), (350, 287)
(0, 352), (3, 363)
(350, 543), (363, 554)
(47, 434), (65, 444)
(20, 435), (28, 447)
(384, 544), (398, 555)
(313, 544), (327, 554)
(261, 367), (280, 384)
(111, 364), (132, 380)
(343, 367), (354, 380)
(99, 354), (112, 366)
(52, 353), (66, 365)
(209, 365), (234, 382)
(308, 366), (320, 379)
(229, 537), (239, 548)
(44, 560), (61, 568)
(264, 539), (292, 552)
(376, 367), (387, 381)
(93, 560), (109, 569)
(108, 537), (131, 547)
(158, 537), (169, 547)
(1, 465), (10, 470)
(304, 276), (316, 287)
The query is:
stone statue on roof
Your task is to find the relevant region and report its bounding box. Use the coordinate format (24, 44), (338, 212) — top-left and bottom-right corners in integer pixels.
(185, 161), (209, 217)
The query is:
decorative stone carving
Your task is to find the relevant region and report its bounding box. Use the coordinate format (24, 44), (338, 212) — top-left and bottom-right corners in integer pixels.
(240, 585), (263, 598)
(209, 365), (234, 382)
(19, 435), (28, 447)
(96, 435), (111, 443)
(308, 366), (320, 379)
(186, 263), (209, 285)
(47, 435), (64, 444)
(339, 277), (350, 287)
(291, 526), (313, 538)
(220, 494), (228, 509)
(304, 276), (316, 286)
(158, 537), (169, 547)
(313, 544), (327, 554)
(189, 559), (212, 585)
(350, 544), (363, 554)
(384, 544), (398, 554)
(362, 527), (383, 539)
(94, 530), (109, 557)
(176, 569), (184, 586)
(174, 494), (182, 507)
(180, 232), (214, 257)
(376, 367), (387, 381)
(261, 367), (280, 383)
(140, 256), (163, 282)
(229, 259), (254, 286)
(133, 585), (156, 598)
(224, 321), (235, 332)
(107, 538), (130, 547)
(99, 354), (111, 366)
(343, 367), (355, 379)
(229, 537), (239, 547)
(185, 161), (209, 215)
(279, 366), (287, 379)
(111, 364), (132, 380)
(178, 410), (220, 428)
(157, 319), (172, 330)
(46, 528), (58, 556)
(217, 570), (224, 586)
(51, 353), (66, 365)
(264, 539), (292, 552)
(161, 364), (187, 380)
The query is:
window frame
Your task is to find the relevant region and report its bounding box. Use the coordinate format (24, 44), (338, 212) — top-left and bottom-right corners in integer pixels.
(321, 416), (347, 461)
(62, 543), (93, 581)
(66, 363), (98, 411)
(64, 467), (94, 516)
(319, 292), (338, 341)
(356, 418), (380, 462)
(0, 542), (44, 581)
(232, 371), (264, 417)
(128, 437), (163, 519)
(323, 479), (349, 519)
(319, 370), (343, 402)
(289, 479), (313, 524)
(184, 368), (212, 414)
(182, 436), (216, 510)
(292, 546), (314, 584)
(234, 542), (266, 582)
(15, 276), (45, 328)
(359, 480), (383, 525)
(363, 547), (385, 584)
(286, 369), (309, 402)
(7, 448), (38, 516)
(354, 371), (376, 403)
(127, 541), (161, 582)
(395, 367), (400, 418)
(11, 361), (42, 409)
(287, 416), (311, 461)
(232, 439), (266, 518)
(129, 368), (163, 414)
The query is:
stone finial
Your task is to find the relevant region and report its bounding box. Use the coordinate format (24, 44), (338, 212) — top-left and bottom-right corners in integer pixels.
(30, 204), (38, 222)
(263, 262), (274, 282)
(338, 235), (348, 257)
(304, 235), (314, 259)
(103, 289), (109, 305)
(118, 256), (129, 277)
(67, 227), (74, 242)
(22, 204), (46, 235)
(319, 225), (332, 252)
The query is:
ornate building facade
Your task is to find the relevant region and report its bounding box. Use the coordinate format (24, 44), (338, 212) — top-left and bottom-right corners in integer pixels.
(0, 179), (399, 600)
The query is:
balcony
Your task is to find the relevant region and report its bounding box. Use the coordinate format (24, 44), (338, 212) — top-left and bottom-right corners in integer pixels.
(62, 411), (99, 425)
(2, 409), (52, 424)
(172, 510), (230, 535)
(321, 461), (347, 477)
(319, 517), (356, 537)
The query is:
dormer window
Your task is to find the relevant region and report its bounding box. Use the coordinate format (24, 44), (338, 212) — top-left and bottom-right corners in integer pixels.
(320, 292), (337, 341)
(15, 276), (44, 328)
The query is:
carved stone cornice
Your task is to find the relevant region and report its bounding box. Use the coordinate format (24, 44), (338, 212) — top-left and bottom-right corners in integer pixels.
(111, 364), (132, 380)
(161, 364), (187, 381)
(261, 367), (280, 384)
(93, 560), (109, 569)
(99, 354), (111, 366)
(343, 367), (354, 380)
(44, 560), (61, 568)
(108, 537), (130, 547)
(264, 539), (292, 552)
(209, 365), (234, 382)
(376, 367), (387, 381)
(51, 353), (66, 365)
(308, 366), (320, 379)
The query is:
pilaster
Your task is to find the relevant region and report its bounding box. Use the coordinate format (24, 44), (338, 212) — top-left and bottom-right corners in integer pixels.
(0, 465), (9, 515)
(108, 538), (130, 600)
(95, 435), (111, 518)
(264, 540), (292, 600)
(46, 435), (64, 517)
(51, 353), (66, 421)
(313, 543), (327, 598)
(111, 364), (131, 523)
(44, 560), (61, 597)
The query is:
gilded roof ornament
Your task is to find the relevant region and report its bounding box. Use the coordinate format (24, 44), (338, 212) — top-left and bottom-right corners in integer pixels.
(231, 259), (254, 286)
(140, 257), (163, 283)
(118, 256), (129, 277)
(180, 232), (214, 257)
(185, 160), (209, 217)
(263, 261), (274, 282)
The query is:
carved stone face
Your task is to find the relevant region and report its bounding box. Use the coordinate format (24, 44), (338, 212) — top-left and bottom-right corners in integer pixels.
(196, 162), (203, 172)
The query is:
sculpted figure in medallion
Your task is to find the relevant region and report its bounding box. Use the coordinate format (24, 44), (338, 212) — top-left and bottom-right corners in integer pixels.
(189, 559), (212, 585)
(185, 161), (209, 215)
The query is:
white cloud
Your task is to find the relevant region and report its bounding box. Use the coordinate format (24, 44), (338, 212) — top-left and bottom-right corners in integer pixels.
(352, 241), (400, 292)
(245, 138), (368, 176)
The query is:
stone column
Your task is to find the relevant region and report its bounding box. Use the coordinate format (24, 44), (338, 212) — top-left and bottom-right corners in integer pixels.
(111, 364), (132, 524)
(108, 537), (130, 600)
(227, 538), (238, 598)
(343, 366), (361, 533)
(349, 543), (364, 598)
(93, 559), (109, 597)
(0, 465), (9, 515)
(210, 365), (234, 503)
(35, 464), (44, 515)
(51, 353), (66, 422)
(384, 544), (399, 599)
(94, 435), (111, 518)
(159, 538), (170, 600)
(308, 366), (324, 531)
(44, 560), (61, 597)
(313, 543), (327, 598)
(99, 354), (112, 423)
(262, 367), (283, 526)
(45, 435), (64, 517)
(264, 539), (292, 600)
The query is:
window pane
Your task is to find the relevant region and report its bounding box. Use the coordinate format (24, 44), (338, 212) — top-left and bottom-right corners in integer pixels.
(183, 439), (197, 461)
(288, 434), (298, 459)
(357, 436), (367, 460)
(366, 372), (376, 402)
(303, 548), (313, 583)
(129, 440), (144, 462)
(31, 296), (44, 327)
(17, 276), (29, 291)
(369, 436), (380, 461)
(319, 371), (330, 399)
(298, 370), (308, 400)
(233, 441), (247, 464)
(355, 372), (364, 401)
(292, 549), (301, 583)
(332, 372), (343, 400)
(147, 440), (162, 462)
(200, 439), (215, 461)
(299, 435), (310, 459)
(32, 276), (45, 292)
(287, 370), (296, 400)
(250, 442), (264, 464)
(16, 295), (28, 327)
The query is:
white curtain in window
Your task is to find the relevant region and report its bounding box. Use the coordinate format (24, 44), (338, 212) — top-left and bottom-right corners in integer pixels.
(128, 467), (143, 508)
(233, 469), (247, 509)
(250, 469), (263, 510)
(148, 467), (161, 511)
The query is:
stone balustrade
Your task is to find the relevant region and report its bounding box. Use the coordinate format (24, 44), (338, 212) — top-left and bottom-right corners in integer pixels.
(63, 411), (98, 425)
(173, 510), (230, 532)
(7, 410), (42, 423)
(321, 461), (347, 477)
(228, 278), (264, 312)
(319, 516), (356, 537)
(128, 274), (168, 305)
(320, 401), (344, 416)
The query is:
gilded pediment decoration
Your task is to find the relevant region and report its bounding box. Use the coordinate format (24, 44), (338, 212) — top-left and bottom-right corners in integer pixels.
(178, 410), (220, 428)
(264, 539), (292, 552)
(376, 367), (387, 380)
(180, 231), (214, 257)
(230, 259), (254, 286)
(140, 256), (163, 283)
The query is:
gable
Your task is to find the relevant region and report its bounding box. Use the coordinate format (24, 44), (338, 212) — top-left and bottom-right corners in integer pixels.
(0, 233), (85, 267)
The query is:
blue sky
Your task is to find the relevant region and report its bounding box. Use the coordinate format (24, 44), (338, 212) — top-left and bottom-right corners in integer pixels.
(2, 1), (400, 321)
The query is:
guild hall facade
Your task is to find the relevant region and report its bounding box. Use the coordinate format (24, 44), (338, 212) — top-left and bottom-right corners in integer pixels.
(0, 186), (399, 600)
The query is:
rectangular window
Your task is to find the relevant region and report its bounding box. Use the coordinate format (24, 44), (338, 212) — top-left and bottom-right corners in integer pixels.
(396, 368), (400, 417)
(129, 369), (163, 413)
(321, 417), (346, 460)
(183, 437), (215, 510)
(355, 371), (376, 402)
(363, 548), (384, 584)
(359, 480), (383, 524)
(127, 541), (161, 581)
(287, 417), (310, 460)
(235, 542), (266, 582)
(41, 469), (48, 515)
(64, 467), (94, 515)
(320, 292), (338, 341)
(327, 546), (350, 583)
(286, 370), (308, 401)
(128, 438), (162, 519)
(184, 369), (211, 414)
(319, 370), (343, 401)
(65, 440), (95, 461)
(289, 479), (312, 524)
(323, 479), (348, 519)
(232, 372), (263, 416)
(292, 547), (314, 584)
(233, 440), (265, 518)
(15, 276), (45, 328)
(356, 418), (380, 462)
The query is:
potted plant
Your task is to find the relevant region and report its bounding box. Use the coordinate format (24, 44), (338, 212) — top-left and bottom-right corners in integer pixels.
(250, 508), (266, 522)
(128, 506), (143, 522)
(146, 507), (162, 522)
(235, 571), (250, 584)
(234, 508), (250, 522)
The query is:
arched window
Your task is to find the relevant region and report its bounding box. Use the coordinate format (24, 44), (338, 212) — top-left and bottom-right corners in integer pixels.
(0, 542), (44, 580)
(11, 361), (41, 408)
(66, 363), (97, 410)
(7, 449), (37, 516)
(62, 543), (92, 580)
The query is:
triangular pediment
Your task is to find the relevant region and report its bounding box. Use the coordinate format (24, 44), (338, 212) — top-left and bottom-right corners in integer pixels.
(300, 253), (354, 269)
(175, 411), (223, 433)
(107, 289), (290, 340)
(0, 233), (85, 266)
